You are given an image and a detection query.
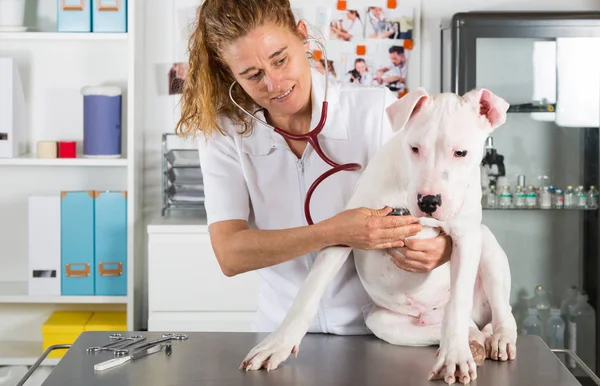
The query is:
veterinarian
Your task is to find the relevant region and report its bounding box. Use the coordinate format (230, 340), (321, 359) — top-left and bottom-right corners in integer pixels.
(175, 0), (453, 335)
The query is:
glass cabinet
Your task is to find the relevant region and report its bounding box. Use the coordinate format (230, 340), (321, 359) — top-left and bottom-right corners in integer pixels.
(442, 12), (600, 383)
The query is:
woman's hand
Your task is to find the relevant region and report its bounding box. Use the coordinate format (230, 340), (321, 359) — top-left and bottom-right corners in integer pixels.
(320, 206), (422, 250)
(387, 234), (452, 273)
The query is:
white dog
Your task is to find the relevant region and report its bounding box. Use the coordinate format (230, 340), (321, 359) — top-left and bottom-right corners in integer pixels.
(240, 88), (518, 384)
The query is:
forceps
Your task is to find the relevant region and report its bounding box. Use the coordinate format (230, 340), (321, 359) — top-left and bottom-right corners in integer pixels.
(113, 333), (188, 356)
(86, 335), (145, 353)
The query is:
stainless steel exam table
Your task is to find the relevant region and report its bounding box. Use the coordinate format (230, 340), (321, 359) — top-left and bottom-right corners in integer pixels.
(17, 331), (600, 386)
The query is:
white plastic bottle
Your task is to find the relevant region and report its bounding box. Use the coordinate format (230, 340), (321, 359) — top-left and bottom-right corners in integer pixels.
(522, 308), (543, 337)
(561, 285), (578, 323)
(533, 285), (551, 334)
(567, 292), (596, 370)
(545, 308), (565, 349)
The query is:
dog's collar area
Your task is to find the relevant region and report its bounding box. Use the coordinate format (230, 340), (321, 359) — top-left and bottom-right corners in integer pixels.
(388, 207), (411, 216)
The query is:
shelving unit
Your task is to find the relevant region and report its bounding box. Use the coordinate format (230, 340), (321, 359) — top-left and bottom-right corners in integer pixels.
(0, 154), (128, 167)
(0, 0), (146, 368)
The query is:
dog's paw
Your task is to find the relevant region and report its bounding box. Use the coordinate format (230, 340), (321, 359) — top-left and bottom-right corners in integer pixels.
(429, 340), (477, 384)
(240, 326), (305, 372)
(486, 326), (517, 361)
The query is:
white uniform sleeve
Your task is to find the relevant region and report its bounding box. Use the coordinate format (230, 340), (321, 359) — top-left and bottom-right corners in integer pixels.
(198, 131), (250, 227)
(379, 87), (399, 146)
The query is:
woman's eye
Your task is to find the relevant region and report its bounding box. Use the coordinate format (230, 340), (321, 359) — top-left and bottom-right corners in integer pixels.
(248, 72), (261, 81)
(454, 150), (468, 157)
(276, 57), (287, 66)
(411, 146), (419, 154)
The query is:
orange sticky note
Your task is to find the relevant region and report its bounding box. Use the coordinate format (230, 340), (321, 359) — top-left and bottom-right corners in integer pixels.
(404, 39), (414, 50)
(387, 0), (397, 9)
(356, 45), (366, 56)
(313, 49), (323, 61)
(337, 0), (346, 10)
(398, 90), (408, 98)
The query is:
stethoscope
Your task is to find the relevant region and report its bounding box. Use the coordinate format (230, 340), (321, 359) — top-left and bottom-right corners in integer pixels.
(228, 38), (362, 226)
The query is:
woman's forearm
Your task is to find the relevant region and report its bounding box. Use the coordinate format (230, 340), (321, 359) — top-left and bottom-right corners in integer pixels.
(213, 220), (337, 277)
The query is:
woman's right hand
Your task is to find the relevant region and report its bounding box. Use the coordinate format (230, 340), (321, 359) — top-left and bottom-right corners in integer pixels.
(321, 206), (422, 249)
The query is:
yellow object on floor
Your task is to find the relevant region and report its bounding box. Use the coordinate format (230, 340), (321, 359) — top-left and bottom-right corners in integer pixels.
(41, 311), (93, 359)
(41, 311), (127, 358)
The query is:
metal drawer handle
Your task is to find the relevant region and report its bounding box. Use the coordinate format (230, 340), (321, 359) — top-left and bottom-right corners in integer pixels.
(61, 0), (85, 11)
(97, 0), (120, 11)
(66, 263), (90, 277)
(99, 262), (123, 277)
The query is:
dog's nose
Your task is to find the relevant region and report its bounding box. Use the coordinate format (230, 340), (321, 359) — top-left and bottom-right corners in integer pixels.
(417, 194), (442, 215)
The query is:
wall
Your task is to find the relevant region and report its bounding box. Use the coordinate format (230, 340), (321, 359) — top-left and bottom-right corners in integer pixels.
(141, 0), (600, 328)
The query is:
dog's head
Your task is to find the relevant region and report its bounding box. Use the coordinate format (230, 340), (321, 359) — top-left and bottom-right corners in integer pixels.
(386, 87), (509, 221)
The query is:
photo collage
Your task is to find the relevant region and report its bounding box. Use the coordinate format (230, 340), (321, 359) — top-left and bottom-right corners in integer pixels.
(294, 0), (415, 98)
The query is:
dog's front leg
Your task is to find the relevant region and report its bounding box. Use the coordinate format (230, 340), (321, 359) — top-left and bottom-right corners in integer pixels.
(241, 246), (352, 371)
(422, 218), (481, 385)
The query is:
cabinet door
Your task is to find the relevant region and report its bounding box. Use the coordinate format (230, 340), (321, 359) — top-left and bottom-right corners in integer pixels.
(148, 232), (260, 313)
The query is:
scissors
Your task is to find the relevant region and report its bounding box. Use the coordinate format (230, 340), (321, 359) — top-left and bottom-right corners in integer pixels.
(228, 38), (362, 226)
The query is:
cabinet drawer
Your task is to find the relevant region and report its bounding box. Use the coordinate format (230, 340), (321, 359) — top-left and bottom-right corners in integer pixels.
(148, 232), (259, 312)
(148, 311), (256, 332)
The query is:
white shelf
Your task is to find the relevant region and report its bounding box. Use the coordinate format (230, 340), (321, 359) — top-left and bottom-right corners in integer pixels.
(0, 154), (128, 167)
(0, 341), (61, 366)
(0, 282), (128, 304)
(0, 32), (128, 41)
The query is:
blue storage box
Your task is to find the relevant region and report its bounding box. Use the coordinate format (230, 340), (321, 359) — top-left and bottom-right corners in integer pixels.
(57, 0), (92, 32)
(94, 191), (127, 296)
(61, 191), (95, 296)
(92, 0), (127, 33)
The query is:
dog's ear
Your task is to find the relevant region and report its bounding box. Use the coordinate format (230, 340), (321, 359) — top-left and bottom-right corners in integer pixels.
(463, 88), (509, 132)
(386, 88), (429, 133)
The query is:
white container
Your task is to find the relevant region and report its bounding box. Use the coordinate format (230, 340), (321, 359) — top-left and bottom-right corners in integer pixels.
(0, 57), (26, 158)
(0, 0), (27, 31)
(28, 193), (62, 296)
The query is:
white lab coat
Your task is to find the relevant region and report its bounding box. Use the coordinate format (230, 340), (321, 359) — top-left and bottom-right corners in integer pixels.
(198, 68), (398, 335)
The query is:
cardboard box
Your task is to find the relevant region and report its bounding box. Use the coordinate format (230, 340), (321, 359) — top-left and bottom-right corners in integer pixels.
(57, 0), (92, 32)
(92, 0), (127, 32)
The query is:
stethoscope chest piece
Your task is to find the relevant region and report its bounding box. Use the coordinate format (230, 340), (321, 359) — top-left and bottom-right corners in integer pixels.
(388, 207), (411, 216)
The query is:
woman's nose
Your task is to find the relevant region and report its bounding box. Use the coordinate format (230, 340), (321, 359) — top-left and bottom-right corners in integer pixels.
(263, 72), (281, 93)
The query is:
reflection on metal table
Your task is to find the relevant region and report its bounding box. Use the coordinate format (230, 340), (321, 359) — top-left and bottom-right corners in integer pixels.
(19, 332), (599, 386)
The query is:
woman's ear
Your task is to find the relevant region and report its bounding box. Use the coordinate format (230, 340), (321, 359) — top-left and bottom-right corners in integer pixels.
(296, 20), (309, 45)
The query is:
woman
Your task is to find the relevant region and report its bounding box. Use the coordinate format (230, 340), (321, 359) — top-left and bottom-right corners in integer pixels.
(175, 0), (452, 336)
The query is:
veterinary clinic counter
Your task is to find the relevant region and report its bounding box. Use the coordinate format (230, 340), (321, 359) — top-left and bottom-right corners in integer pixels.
(26, 332), (588, 386)
(147, 213), (259, 333)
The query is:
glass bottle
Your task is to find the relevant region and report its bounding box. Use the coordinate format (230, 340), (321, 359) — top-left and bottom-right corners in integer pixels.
(567, 292), (596, 369)
(499, 185), (512, 208)
(540, 186), (552, 209)
(515, 185), (526, 208)
(523, 308), (543, 337)
(554, 189), (564, 209)
(577, 185), (587, 208)
(564, 186), (575, 208)
(526, 185), (537, 209)
(546, 308), (565, 349)
(487, 185), (497, 208)
(588, 185), (599, 209)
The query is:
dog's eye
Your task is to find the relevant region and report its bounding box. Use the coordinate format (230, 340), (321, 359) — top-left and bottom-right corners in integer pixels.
(411, 146), (419, 154)
(454, 150), (467, 158)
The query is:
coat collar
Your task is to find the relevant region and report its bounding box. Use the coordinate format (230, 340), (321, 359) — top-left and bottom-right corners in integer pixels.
(240, 68), (349, 156)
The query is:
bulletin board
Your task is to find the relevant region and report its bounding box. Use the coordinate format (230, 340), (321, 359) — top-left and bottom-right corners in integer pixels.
(169, 0), (422, 99)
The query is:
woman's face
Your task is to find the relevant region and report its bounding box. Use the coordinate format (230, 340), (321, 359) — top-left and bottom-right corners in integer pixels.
(355, 61), (366, 74)
(221, 22), (311, 119)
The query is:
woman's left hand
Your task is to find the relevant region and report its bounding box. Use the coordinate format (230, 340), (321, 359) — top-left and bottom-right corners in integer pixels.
(387, 234), (452, 273)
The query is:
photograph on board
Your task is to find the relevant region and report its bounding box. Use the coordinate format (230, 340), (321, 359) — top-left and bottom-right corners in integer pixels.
(329, 9), (365, 42)
(364, 5), (414, 41)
